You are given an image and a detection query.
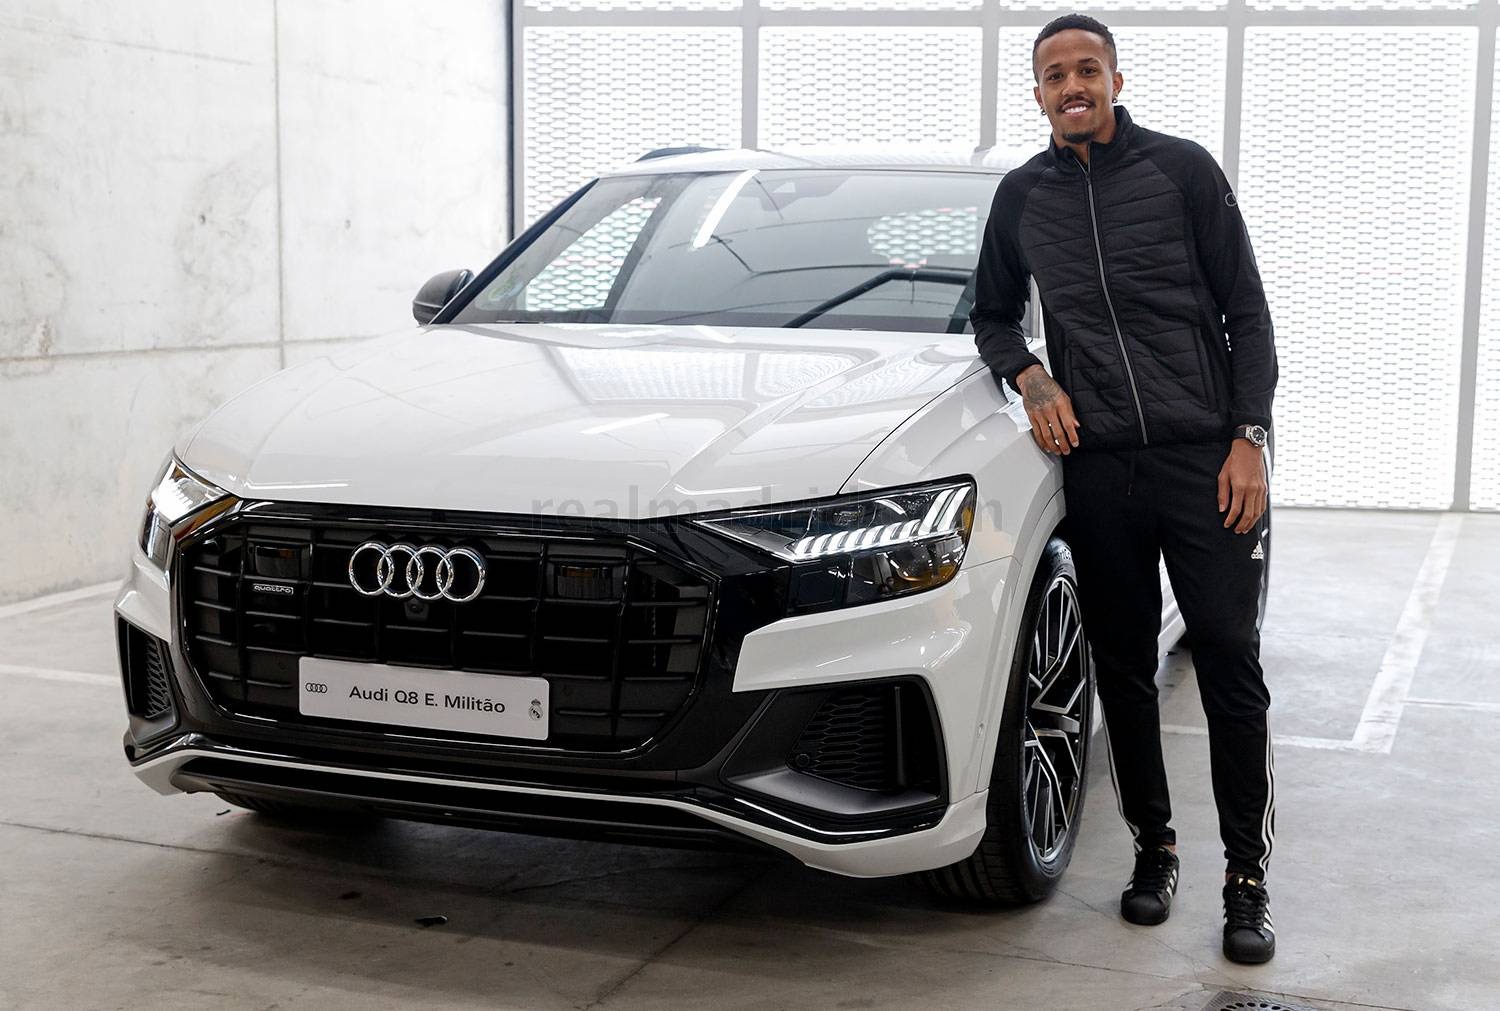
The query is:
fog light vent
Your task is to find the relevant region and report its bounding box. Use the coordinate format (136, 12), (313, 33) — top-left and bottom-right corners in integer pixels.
(120, 620), (175, 721)
(788, 688), (895, 791)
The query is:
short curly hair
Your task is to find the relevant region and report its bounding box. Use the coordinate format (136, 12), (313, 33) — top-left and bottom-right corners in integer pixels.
(1032, 13), (1118, 80)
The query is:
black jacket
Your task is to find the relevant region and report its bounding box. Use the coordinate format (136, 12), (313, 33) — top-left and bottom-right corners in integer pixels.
(970, 104), (1277, 450)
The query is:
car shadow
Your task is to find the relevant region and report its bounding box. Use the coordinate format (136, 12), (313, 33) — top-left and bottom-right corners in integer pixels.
(130, 809), (1093, 1006)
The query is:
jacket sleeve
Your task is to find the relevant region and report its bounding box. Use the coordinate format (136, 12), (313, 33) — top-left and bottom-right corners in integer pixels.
(1185, 144), (1278, 433)
(970, 177), (1043, 395)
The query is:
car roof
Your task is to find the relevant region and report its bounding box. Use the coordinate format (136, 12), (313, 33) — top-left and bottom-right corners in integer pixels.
(598, 144), (1038, 178)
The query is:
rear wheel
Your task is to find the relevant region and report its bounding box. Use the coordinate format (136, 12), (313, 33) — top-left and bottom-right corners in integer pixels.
(921, 537), (1094, 904)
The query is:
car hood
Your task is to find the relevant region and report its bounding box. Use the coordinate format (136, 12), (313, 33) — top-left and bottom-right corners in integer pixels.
(182, 322), (983, 518)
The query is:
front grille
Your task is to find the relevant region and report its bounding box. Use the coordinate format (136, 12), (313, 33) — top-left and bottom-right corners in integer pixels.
(120, 620), (175, 720)
(178, 515), (713, 750)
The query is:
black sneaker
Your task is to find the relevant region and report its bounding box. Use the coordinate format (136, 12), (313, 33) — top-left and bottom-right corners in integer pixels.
(1222, 873), (1276, 964)
(1120, 845), (1179, 925)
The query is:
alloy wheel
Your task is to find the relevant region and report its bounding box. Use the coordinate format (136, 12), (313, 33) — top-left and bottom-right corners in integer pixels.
(1021, 574), (1090, 861)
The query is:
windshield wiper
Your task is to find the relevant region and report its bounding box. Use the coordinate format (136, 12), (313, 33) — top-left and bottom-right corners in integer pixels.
(784, 266), (972, 328)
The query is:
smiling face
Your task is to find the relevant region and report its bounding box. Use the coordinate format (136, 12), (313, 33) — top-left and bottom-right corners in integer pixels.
(1033, 28), (1124, 147)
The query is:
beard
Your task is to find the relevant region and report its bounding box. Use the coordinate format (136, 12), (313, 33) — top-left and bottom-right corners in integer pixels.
(1060, 123), (1097, 144)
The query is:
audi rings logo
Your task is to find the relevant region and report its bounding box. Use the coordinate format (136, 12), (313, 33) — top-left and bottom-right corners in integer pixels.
(347, 541), (487, 603)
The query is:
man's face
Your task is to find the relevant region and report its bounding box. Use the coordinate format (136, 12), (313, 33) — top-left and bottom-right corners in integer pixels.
(1033, 29), (1124, 145)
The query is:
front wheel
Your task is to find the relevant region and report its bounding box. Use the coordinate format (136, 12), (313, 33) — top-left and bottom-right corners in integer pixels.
(920, 537), (1094, 904)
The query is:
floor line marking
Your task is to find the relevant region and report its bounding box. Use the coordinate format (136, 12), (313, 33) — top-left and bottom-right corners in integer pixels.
(1351, 513), (1463, 754)
(0, 663), (116, 687)
(0, 582), (116, 621)
(1158, 723), (1373, 752)
(1404, 696), (1500, 714)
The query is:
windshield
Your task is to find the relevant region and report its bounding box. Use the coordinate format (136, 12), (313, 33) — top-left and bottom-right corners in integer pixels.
(450, 169), (1016, 333)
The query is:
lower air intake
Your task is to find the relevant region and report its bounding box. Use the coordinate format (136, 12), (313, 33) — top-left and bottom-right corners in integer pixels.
(119, 620), (175, 720)
(787, 682), (940, 794)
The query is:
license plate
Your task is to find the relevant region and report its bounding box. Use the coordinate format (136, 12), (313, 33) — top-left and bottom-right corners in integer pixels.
(298, 657), (549, 741)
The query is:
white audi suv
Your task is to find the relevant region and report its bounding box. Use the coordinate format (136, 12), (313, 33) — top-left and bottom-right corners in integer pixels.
(114, 146), (1182, 903)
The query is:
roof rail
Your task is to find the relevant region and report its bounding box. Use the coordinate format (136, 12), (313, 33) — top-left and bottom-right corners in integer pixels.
(635, 145), (728, 162)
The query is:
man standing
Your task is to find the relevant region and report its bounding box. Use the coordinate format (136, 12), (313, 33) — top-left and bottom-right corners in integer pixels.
(970, 13), (1279, 964)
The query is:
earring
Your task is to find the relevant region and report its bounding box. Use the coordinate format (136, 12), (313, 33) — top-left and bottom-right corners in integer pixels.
(1039, 108), (1047, 116)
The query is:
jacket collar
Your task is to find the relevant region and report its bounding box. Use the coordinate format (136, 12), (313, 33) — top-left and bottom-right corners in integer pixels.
(1045, 103), (1135, 172)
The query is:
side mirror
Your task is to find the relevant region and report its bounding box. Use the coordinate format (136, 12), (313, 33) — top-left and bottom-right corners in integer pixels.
(412, 268), (474, 325)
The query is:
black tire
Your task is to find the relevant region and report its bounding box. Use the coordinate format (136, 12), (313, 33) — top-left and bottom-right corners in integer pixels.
(213, 791), (381, 827)
(920, 536), (1095, 905)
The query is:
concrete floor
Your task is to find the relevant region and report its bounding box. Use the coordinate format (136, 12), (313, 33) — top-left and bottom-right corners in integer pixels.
(2, 508), (1498, 1011)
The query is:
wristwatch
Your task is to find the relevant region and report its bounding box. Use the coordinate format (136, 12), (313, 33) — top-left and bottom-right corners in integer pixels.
(1233, 424), (1268, 448)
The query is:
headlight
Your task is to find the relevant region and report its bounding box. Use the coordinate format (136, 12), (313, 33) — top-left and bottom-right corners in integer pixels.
(695, 479), (975, 612)
(139, 456), (231, 570)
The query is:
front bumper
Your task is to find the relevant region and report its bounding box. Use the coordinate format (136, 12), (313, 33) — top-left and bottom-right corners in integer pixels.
(127, 734), (989, 877)
(114, 501), (1015, 877)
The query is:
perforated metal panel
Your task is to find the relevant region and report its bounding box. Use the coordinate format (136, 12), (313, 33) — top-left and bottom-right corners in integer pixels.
(527, 0), (738, 10)
(765, 0), (978, 9)
(516, 1), (1494, 511)
(1472, 34), (1500, 512)
(759, 28), (983, 147)
(522, 28), (741, 223)
(1239, 28), (1474, 508)
(1007, 0), (1223, 9)
(995, 28), (1227, 163)
(1250, 1), (1471, 10)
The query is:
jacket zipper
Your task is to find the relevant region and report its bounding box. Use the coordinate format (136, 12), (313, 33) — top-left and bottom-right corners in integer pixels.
(1080, 158), (1150, 446)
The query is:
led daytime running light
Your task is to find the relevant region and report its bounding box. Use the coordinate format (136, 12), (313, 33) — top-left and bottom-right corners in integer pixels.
(150, 478), (200, 525)
(698, 481), (974, 563)
(791, 506), (947, 560)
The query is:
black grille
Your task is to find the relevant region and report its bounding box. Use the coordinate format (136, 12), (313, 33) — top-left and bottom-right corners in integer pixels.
(120, 621), (175, 720)
(789, 689), (895, 791)
(178, 516), (713, 750)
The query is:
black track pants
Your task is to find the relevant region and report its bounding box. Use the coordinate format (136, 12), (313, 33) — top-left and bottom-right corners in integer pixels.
(1061, 439), (1275, 880)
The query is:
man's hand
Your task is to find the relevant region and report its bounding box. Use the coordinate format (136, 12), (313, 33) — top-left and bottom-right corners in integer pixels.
(1218, 440), (1268, 533)
(1017, 364), (1081, 455)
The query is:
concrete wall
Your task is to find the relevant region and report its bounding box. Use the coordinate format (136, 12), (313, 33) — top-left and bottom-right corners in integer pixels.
(0, 0), (510, 603)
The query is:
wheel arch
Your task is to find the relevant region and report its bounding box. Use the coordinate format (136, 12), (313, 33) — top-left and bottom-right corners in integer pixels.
(968, 489), (1070, 795)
